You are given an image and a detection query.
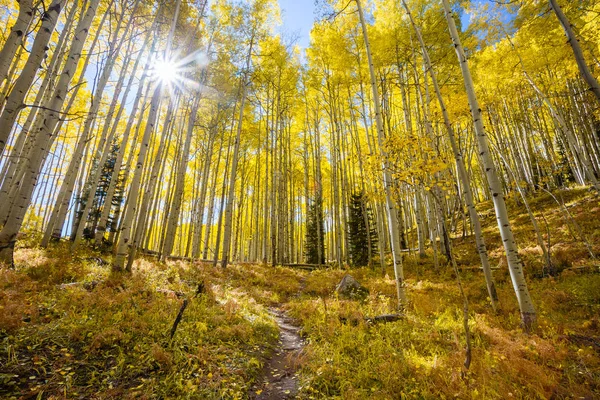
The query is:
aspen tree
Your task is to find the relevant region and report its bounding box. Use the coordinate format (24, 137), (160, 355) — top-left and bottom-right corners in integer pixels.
(162, 97), (201, 259)
(72, 35), (144, 246)
(221, 27), (255, 269)
(356, 0), (406, 307)
(0, 0), (99, 265)
(113, 0), (182, 271)
(40, 0), (137, 245)
(0, 0), (65, 155)
(0, 4), (112, 228)
(401, 0), (498, 311)
(442, 0), (536, 329)
(0, 0), (35, 93)
(93, 38), (158, 245)
(549, 0), (600, 102)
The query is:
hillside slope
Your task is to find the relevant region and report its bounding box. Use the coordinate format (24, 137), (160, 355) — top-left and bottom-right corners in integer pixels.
(1, 188), (599, 399)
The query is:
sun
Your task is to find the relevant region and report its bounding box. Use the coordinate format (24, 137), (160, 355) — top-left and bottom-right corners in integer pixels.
(148, 50), (208, 97)
(152, 58), (180, 84)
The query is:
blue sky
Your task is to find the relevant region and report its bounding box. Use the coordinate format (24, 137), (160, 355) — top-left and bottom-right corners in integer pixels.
(276, 0), (475, 51)
(277, 0), (316, 49)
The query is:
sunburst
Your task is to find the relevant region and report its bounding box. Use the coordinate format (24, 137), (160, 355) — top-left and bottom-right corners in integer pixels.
(149, 49), (210, 97)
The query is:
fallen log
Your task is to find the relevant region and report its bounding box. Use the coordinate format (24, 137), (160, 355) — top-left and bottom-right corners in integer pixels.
(340, 313), (404, 326)
(365, 313), (404, 324)
(280, 263), (317, 271)
(58, 280), (100, 291)
(456, 266), (501, 271)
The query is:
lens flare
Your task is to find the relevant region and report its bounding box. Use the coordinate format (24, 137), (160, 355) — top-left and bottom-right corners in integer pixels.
(152, 59), (179, 84)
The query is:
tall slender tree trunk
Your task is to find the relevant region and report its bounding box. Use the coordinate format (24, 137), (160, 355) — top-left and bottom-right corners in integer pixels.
(0, 0), (98, 265)
(162, 97), (200, 259)
(442, 0), (535, 329)
(221, 31), (255, 269)
(402, 0), (498, 311)
(0, 0), (35, 95)
(356, 0), (406, 307)
(0, 0), (65, 156)
(549, 0), (600, 102)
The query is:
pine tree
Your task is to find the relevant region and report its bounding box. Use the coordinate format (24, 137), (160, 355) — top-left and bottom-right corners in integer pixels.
(305, 197), (325, 265)
(89, 141), (122, 239)
(348, 192), (377, 267)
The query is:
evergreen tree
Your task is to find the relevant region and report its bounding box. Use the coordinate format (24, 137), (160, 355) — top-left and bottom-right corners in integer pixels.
(76, 140), (124, 240)
(348, 192), (377, 267)
(305, 197), (325, 265)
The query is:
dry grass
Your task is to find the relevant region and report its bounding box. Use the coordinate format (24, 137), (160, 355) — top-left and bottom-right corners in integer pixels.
(1, 188), (599, 399)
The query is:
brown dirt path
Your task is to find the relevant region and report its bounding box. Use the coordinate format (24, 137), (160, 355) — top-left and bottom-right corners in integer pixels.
(250, 307), (305, 399)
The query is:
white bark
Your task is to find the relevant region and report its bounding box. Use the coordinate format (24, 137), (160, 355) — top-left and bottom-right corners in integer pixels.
(0, 0), (65, 155)
(162, 97), (200, 259)
(0, 0), (35, 99)
(356, 0), (407, 307)
(94, 42), (157, 245)
(402, 0), (498, 311)
(113, 87), (162, 271)
(43, 1), (137, 246)
(549, 0), (600, 102)
(442, 0), (535, 329)
(72, 43), (138, 246)
(0, 0), (98, 265)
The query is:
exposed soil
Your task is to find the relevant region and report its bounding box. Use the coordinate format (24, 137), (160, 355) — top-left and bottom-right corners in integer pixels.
(250, 308), (305, 399)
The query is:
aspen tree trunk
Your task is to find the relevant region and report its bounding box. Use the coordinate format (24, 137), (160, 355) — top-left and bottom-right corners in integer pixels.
(72, 39), (140, 246)
(157, 114), (186, 254)
(191, 124), (216, 257)
(492, 142), (554, 275)
(357, 81), (387, 270)
(523, 73), (600, 191)
(0, 0), (65, 155)
(212, 135), (233, 267)
(0, 0), (98, 265)
(113, 0), (181, 270)
(549, 0), (600, 102)
(313, 109), (324, 266)
(113, 88), (162, 271)
(40, 5), (133, 244)
(0, 0), (76, 177)
(162, 96), (201, 259)
(127, 97), (178, 269)
(203, 136), (224, 260)
(347, 89), (374, 268)
(402, 0), (498, 310)
(1, 0), (75, 181)
(1, 4), (110, 227)
(270, 108), (278, 264)
(221, 31), (255, 269)
(262, 109), (270, 264)
(148, 114), (179, 253)
(0, 0), (35, 93)
(94, 48), (156, 244)
(356, 0), (406, 306)
(442, 0), (535, 329)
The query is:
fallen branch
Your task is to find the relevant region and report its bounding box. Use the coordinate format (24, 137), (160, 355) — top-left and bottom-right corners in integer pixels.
(169, 282), (205, 341)
(169, 299), (188, 340)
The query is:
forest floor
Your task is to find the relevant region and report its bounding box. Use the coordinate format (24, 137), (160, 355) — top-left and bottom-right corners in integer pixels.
(1, 187), (599, 399)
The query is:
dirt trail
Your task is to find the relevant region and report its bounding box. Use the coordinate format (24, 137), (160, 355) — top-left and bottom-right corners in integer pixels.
(251, 307), (305, 399)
